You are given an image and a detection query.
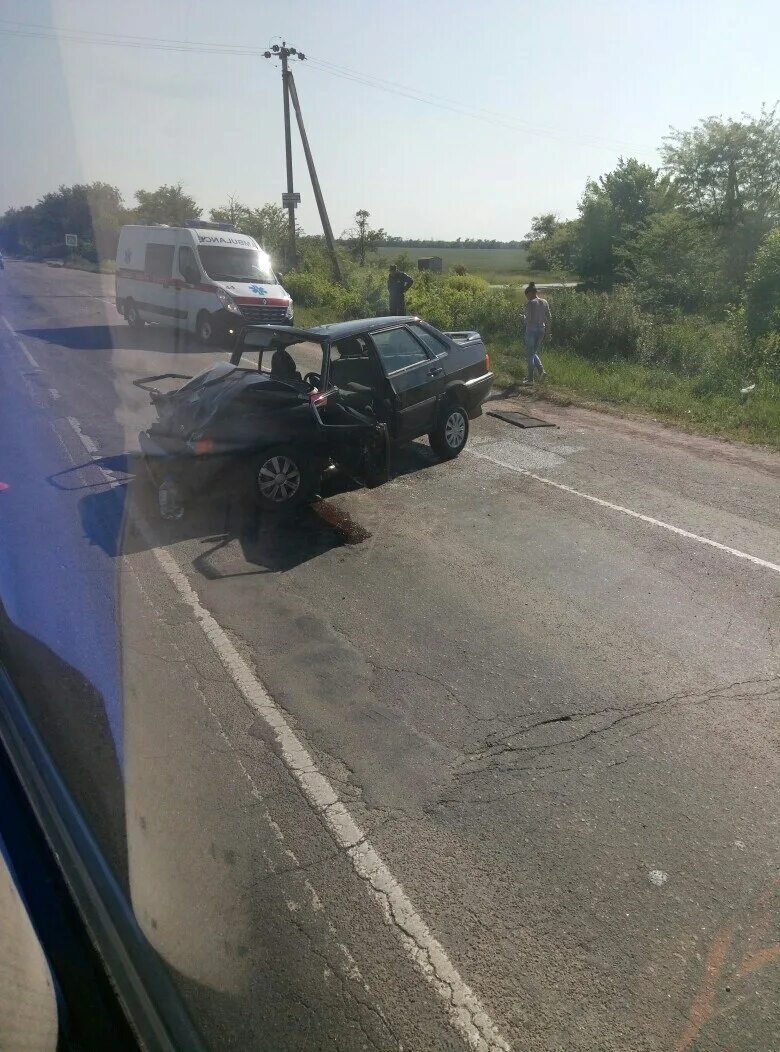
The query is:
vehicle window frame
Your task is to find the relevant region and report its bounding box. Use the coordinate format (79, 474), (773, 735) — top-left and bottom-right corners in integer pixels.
(406, 323), (450, 359)
(368, 325), (435, 377)
(177, 245), (200, 284)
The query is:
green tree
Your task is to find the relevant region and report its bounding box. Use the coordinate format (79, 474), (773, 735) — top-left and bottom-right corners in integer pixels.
(342, 209), (386, 265)
(209, 194), (248, 228)
(629, 211), (726, 315)
(0, 182), (126, 259)
(525, 213), (560, 270)
(662, 107), (780, 282)
(546, 219), (581, 274)
(134, 183), (201, 225)
(577, 158), (669, 288)
(210, 199), (295, 266)
(745, 228), (780, 341)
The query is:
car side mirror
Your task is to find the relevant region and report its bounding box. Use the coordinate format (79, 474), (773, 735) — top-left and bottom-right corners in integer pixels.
(183, 267), (199, 286)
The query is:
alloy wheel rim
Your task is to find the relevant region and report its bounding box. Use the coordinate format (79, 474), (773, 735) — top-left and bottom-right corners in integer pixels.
(258, 456), (301, 502)
(445, 411), (466, 448)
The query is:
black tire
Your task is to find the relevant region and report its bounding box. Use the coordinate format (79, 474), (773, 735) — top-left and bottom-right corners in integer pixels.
(251, 446), (318, 513)
(125, 299), (145, 329)
(429, 403), (469, 459)
(196, 311), (215, 345)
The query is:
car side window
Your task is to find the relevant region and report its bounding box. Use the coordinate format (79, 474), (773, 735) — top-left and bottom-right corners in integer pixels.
(331, 336), (371, 364)
(408, 324), (449, 357)
(371, 328), (431, 373)
(178, 246), (199, 282)
(144, 242), (174, 280)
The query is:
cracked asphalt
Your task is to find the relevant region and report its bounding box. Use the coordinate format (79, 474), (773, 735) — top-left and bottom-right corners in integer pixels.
(1, 262), (779, 1051)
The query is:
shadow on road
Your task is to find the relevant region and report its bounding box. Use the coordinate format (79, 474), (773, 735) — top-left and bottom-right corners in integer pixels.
(0, 596), (128, 890)
(68, 440), (439, 577)
(19, 323), (224, 355)
(75, 464), (358, 576)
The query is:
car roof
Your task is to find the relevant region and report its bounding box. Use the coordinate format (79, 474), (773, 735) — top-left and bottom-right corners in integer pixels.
(307, 317), (421, 340)
(233, 318), (426, 361)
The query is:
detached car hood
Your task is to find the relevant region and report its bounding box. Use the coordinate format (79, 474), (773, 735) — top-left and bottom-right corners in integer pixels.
(215, 280), (291, 305)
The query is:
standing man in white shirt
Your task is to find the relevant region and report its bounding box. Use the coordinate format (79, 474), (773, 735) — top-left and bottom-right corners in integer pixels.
(522, 282), (551, 384)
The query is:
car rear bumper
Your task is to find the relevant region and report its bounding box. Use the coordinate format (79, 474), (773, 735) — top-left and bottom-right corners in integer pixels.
(463, 372), (493, 416)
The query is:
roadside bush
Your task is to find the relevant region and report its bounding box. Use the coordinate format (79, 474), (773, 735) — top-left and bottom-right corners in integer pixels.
(64, 254), (100, 272)
(286, 259), (779, 396)
(283, 270), (342, 309)
(548, 286), (648, 361)
(745, 229), (780, 342)
(284, 266), (388, 320)
(742, 331), (780, 382)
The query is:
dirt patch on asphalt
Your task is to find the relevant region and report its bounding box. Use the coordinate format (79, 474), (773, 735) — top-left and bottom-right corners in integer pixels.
(312, 499), (372, 544)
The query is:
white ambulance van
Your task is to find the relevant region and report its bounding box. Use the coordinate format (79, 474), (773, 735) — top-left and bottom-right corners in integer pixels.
(115, 223), (293, 343)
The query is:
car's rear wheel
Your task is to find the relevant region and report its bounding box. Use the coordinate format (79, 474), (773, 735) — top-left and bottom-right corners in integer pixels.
(196, 311), (215, 345)
(125, 299), (145, 329)
(251, 446), (318, 513)
(429, 403), (469, 459)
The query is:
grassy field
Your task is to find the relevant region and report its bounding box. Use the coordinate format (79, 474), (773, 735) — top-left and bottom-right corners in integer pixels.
(373, 245), (557, 284)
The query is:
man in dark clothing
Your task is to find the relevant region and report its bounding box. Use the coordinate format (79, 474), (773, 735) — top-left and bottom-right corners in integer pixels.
(388, 264), (413, 315)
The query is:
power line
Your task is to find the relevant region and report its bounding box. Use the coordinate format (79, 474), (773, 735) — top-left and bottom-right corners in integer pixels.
(302, 55), (655, 152)
(0, 18), (656, 153)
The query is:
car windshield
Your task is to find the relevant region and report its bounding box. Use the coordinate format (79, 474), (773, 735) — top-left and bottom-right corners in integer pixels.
(197, 245), (276, 283)
(240, 332), (325, 382)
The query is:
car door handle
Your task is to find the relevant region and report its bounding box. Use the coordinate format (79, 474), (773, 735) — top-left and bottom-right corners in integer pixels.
(428, 366), (445, 377)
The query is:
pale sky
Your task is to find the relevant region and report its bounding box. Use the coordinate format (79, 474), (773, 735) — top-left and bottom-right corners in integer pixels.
(2, 0), (779, 239)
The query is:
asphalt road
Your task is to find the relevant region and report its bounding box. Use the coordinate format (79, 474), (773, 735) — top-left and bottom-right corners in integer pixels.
(1, 260), (778, 1052)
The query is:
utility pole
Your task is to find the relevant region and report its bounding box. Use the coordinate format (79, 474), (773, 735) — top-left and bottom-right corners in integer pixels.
(264, 43), (300, 267)
(264, 42), (343, 283)
(281, 47), (296, 267)
(287, 71), (343, 283)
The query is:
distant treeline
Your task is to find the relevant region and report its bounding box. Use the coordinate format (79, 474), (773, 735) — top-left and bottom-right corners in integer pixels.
(379, 237), (528, 249)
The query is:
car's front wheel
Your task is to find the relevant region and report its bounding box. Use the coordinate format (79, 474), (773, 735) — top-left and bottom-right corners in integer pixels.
(125, 299), (145, 329)
(196, 311), (215, 345)
(251, 446), (318, 513)
(429, 403), (469, 459)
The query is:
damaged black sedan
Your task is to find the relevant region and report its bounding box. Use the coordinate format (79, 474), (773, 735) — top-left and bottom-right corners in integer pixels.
(137, 316), (493, 518)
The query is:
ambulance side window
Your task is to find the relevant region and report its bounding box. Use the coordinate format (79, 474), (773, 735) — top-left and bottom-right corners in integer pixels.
(144, 242), (174, 280)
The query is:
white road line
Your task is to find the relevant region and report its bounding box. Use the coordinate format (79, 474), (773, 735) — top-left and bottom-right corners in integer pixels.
(126, 564), (384, 1023)
(2, 315), (40, 369)
(66, 416), (99, 455)
(469, 447), (780, 576)
(143, 540), (510, 1052)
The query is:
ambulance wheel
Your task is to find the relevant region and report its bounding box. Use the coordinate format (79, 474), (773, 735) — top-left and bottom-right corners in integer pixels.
(125, 300), (145, 329)
(196, 311), (215, 345)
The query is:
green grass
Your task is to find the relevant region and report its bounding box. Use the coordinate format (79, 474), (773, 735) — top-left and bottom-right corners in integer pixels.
(375, 245), (530, 273)
(489, 342), (780, 447)
(372, 246), (575, 286)
(63, 256), (117, 274)
(480, 270), (568, 286)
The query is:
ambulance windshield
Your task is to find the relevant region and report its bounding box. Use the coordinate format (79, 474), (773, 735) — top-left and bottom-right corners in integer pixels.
(197, 245), (276, 283)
